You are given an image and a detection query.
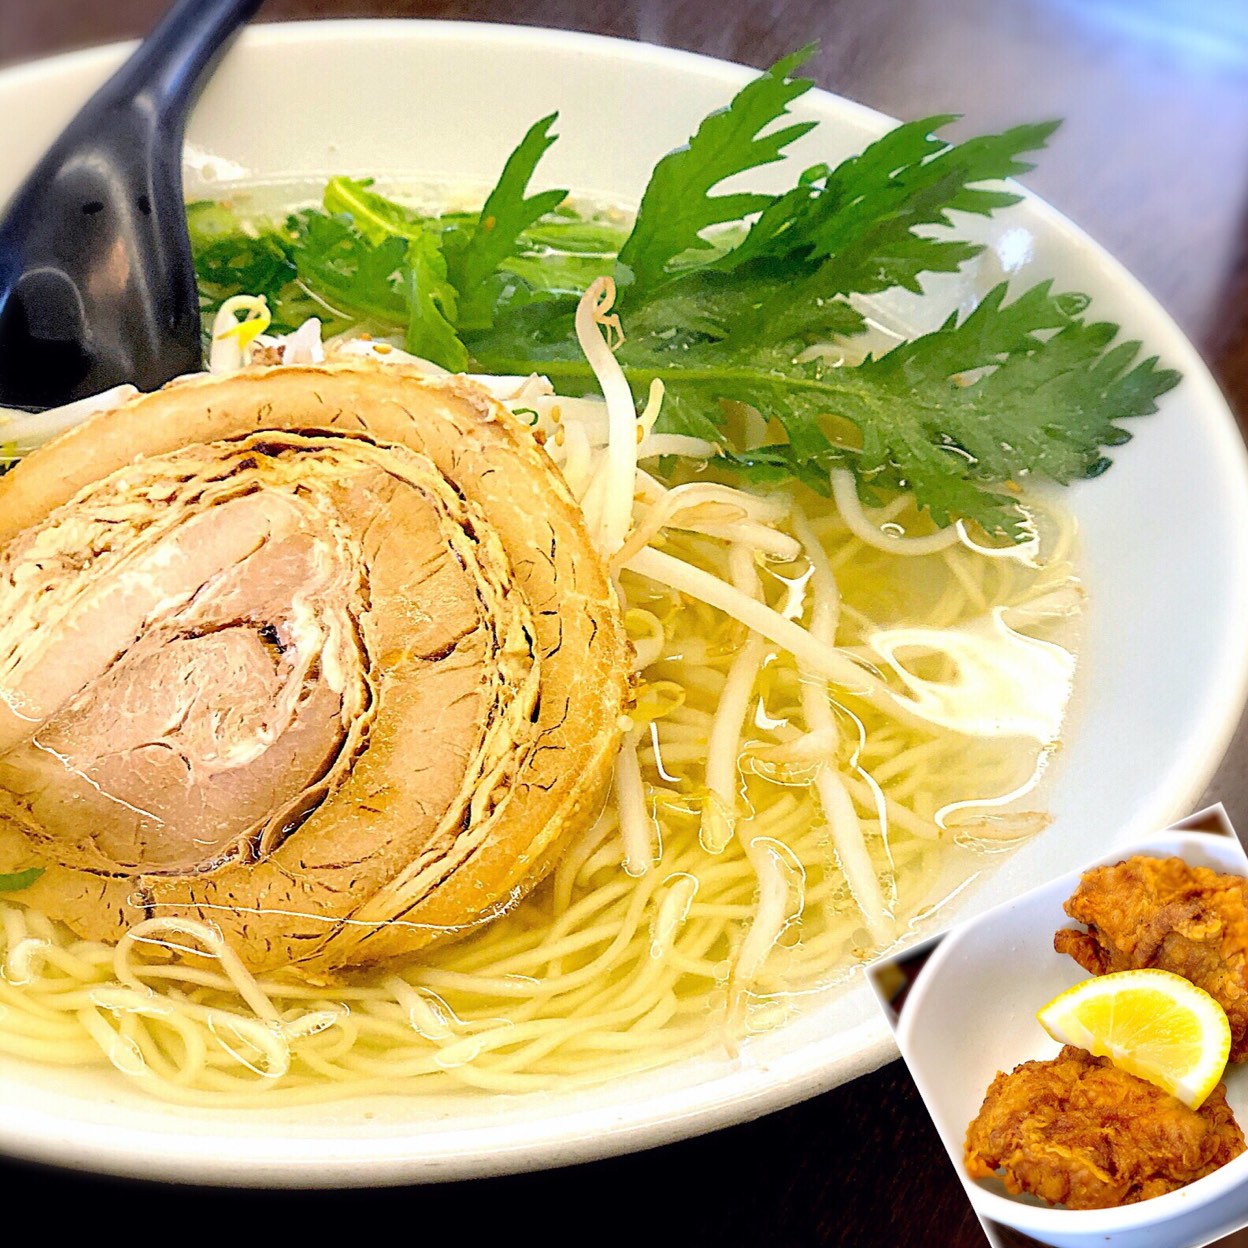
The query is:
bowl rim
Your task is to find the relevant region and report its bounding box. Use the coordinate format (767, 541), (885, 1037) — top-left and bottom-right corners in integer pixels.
(0, 16), (1246, 1188)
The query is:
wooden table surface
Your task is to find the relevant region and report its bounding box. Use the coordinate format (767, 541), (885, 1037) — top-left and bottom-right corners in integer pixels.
(2, 1), (1248, 1243)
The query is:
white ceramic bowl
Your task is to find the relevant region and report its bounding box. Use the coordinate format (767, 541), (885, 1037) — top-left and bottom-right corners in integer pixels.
(896, 827), (1248, 1248)
(0, 21), (1246, 1187)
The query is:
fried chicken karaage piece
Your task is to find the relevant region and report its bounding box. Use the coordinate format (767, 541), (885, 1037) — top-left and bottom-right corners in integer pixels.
(965, 1046), (1245, 1208)
(1055, 855), (1248, 1060)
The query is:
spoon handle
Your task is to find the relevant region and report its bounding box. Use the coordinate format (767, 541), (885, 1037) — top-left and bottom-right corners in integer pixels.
(0, 0), (265, 408)
(94, 0), (266, 124)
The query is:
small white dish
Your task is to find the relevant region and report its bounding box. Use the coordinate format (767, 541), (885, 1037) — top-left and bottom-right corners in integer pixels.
(894, 819), (1248, 1248)
(0, 20), (1247, 1185)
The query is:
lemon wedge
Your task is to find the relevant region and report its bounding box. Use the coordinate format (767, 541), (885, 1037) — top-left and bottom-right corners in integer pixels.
(1037, 969), (1232, 1108)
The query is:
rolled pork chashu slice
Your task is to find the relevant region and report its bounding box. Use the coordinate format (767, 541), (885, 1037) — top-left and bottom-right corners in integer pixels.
(0, 361), (630, 975)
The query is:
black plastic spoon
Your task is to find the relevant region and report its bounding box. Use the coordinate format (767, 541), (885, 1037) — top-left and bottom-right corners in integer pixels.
(0, 0), (264, 410)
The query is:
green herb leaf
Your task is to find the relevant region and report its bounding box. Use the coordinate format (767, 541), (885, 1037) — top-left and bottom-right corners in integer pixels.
(287, 210), (411, 324)
(189, 54), (1176, 542)
(724, 119), (1059, 346)
(450, 114), (569, 328)
(403, 231), (469, 370)
(843, 282), (1180, 508)
(323, 177), (430, 244)
(471, 281), (1178, 539)
(616, 117), (1059, 352)
(522, 218), (627, 253)
(189, 201), (298, 328)
(498, 252), (616, 300)
(616, 46), (817, 299)
(0, 867), (43, 892)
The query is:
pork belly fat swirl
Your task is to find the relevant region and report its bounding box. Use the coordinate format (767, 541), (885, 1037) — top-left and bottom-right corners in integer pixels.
(0, 362), (631, 975)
